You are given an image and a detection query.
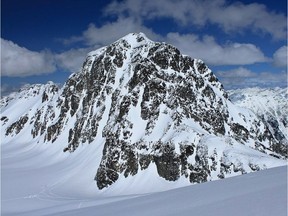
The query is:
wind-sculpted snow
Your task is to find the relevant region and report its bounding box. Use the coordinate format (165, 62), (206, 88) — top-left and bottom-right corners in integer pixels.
(1, 33), (287, 190)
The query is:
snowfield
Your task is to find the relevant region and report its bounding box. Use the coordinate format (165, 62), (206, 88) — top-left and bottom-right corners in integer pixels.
(1, 138), (287, 216)
(43, 166), (287, 216)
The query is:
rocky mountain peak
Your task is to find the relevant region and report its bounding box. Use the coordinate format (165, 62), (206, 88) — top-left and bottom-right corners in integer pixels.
(1, 33), (286, 190)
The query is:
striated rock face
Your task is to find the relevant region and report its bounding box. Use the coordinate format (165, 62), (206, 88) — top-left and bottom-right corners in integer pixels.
(1, 33), (286, 190)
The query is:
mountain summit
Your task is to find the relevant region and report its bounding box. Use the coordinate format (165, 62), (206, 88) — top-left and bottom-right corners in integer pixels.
(1, 33), (286, 190)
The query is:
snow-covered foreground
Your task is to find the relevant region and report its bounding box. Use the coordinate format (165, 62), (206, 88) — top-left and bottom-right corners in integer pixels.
(45, 166), (288, 216)
(1, 139), (287, 216)
(2, 166), (287, 216)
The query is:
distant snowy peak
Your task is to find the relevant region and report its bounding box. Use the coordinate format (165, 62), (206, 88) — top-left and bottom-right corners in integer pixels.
(1, 82), (59, 107)
(1, 82), (59, 137)
(229, 87), (288, 146)
(1, 33), (287, 191)
(229, 87), (287, 109)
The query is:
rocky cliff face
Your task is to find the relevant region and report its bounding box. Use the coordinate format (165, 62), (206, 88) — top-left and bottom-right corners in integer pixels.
(1, 33), (286, 190)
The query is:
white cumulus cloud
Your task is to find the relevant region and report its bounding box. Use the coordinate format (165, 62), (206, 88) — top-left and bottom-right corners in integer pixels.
(62, 17), (161, 47)
(217, 67), (255, 78)
(273, 46), (287, 67)
(1, 38), (56, 77)
(55, 48), (93, 73)
(166, 33), (268, 65)
(105, 0), (287, 40)
(216, 67), (287, 89)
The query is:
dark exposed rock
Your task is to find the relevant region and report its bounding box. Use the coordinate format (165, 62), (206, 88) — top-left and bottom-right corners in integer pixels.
(6, 115), (29, 135)
(153, 142), (180, 181)
(139, 154), (153, 170)
(231, 123), (249, 142)
(1, 116), (8, 125)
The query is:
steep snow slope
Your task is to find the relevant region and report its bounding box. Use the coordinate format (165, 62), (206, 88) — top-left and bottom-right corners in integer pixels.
(229, 87), (288, 145)
(1, 33), (287, 192)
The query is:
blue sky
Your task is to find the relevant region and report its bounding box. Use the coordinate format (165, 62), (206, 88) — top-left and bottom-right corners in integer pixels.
(1, 0), (287, 95)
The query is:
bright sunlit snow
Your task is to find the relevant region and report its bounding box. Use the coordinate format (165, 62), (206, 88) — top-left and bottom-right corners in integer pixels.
(1, 138), (287, 216)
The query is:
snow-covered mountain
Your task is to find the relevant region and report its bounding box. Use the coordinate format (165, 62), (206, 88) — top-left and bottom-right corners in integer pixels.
(229, 88), (288, 147)
(1, 33), (286, 191)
